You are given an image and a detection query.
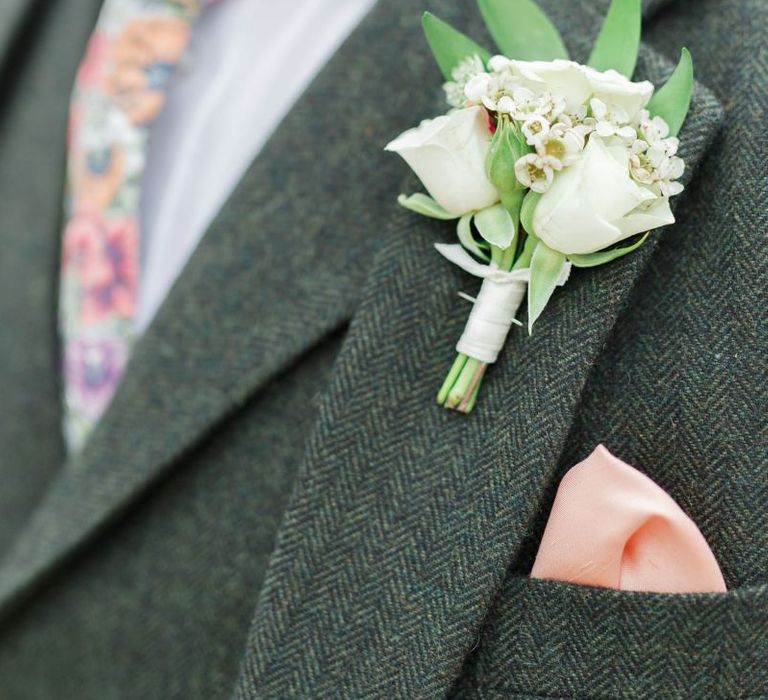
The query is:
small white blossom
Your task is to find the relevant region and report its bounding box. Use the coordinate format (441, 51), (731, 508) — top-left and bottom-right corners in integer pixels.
(495, 95), (516, 114)
(657, 154), (686, 196)
(546, 92), (567, 120)
(557, 108), (595, 141)
(521, 115), (551, 145)
(659, 179), (685, 197)
(515, 153), (562, 193)
(590, 98), (636, 141)
(504, 86), (537, 117)
(535, 122), (584, 167)
(637, 109), (671, 142)
(629, 153), (655, 184)
(566, 104), (588, 122)
(628, 111), (685, 197)
(658, 155), (685, 180)
(443, 55), (487, 108)
(468, 70), (522, 113)
(509, 88), (563, 122)
(646, 143), (667, 168)
(464, 73), (492, 103)
(556, 113), (575, 130)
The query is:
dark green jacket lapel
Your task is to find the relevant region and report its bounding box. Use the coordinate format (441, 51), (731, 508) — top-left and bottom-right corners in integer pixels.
(0, 0), (443, 618)
(233, 3), (724, 697)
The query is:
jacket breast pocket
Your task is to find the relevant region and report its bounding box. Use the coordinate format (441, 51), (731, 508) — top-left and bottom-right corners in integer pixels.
(453, 576), (768, 700)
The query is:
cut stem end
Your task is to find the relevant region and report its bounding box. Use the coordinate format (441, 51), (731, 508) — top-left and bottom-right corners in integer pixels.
(437, 354), (488, 414)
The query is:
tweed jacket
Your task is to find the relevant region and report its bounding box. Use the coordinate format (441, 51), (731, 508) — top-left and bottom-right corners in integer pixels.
(0, 0), (765, 697)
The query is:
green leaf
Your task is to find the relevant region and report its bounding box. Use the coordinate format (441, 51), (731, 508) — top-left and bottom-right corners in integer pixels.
(647, 48), (694, 137)
(568, 233), (649, 268)
(422, 12), (491, 80)
(397, 193), (458, 220)
(520, 191), (542, 235)
(587, 0), (642, 78)
(457, 215), (491, 261)
(528, 241), (567, 333)
(474, 204), (517, 249)
(477, 0), (569, 61)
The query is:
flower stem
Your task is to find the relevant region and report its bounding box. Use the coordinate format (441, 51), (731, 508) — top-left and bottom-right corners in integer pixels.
(437, 356), (488, 414)
(438, 229), (532, 414)
(445, 357), (484, 410)
(457, 362), (487, 413)
(437, 353), (468, 405)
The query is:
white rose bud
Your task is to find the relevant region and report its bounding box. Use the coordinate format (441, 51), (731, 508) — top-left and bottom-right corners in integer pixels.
(534, 136), (675, 255)
(385, 106), (499, 216)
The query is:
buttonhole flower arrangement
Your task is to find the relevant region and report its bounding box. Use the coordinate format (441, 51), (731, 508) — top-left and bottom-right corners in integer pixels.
(385, 0), (694, 413)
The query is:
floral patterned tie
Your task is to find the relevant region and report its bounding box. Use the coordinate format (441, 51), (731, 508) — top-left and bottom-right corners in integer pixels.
(60, 0), (203, 451)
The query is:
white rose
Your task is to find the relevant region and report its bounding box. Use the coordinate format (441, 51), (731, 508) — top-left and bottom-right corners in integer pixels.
(505, 58), (654, 121)
(533, 136), (675, 255)
(385, 106), (499, 216)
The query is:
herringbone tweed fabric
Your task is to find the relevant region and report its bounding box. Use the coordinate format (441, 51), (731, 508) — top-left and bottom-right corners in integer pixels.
(0, 0), (763, 698)
(233, 1), (766, 699)
(454, 0), (768, 697)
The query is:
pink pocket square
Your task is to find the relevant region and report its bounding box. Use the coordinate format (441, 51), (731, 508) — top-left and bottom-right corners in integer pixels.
(532, 445), (726, 593)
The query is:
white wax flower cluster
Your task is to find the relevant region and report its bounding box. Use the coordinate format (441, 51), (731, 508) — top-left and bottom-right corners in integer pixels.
(630, 110), (686, 197)
(445, 56), (685, 203)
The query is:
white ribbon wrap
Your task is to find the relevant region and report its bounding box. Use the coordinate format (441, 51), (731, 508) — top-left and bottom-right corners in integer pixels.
(435, 243), (570, 365)
(436, 244), (530, 364)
